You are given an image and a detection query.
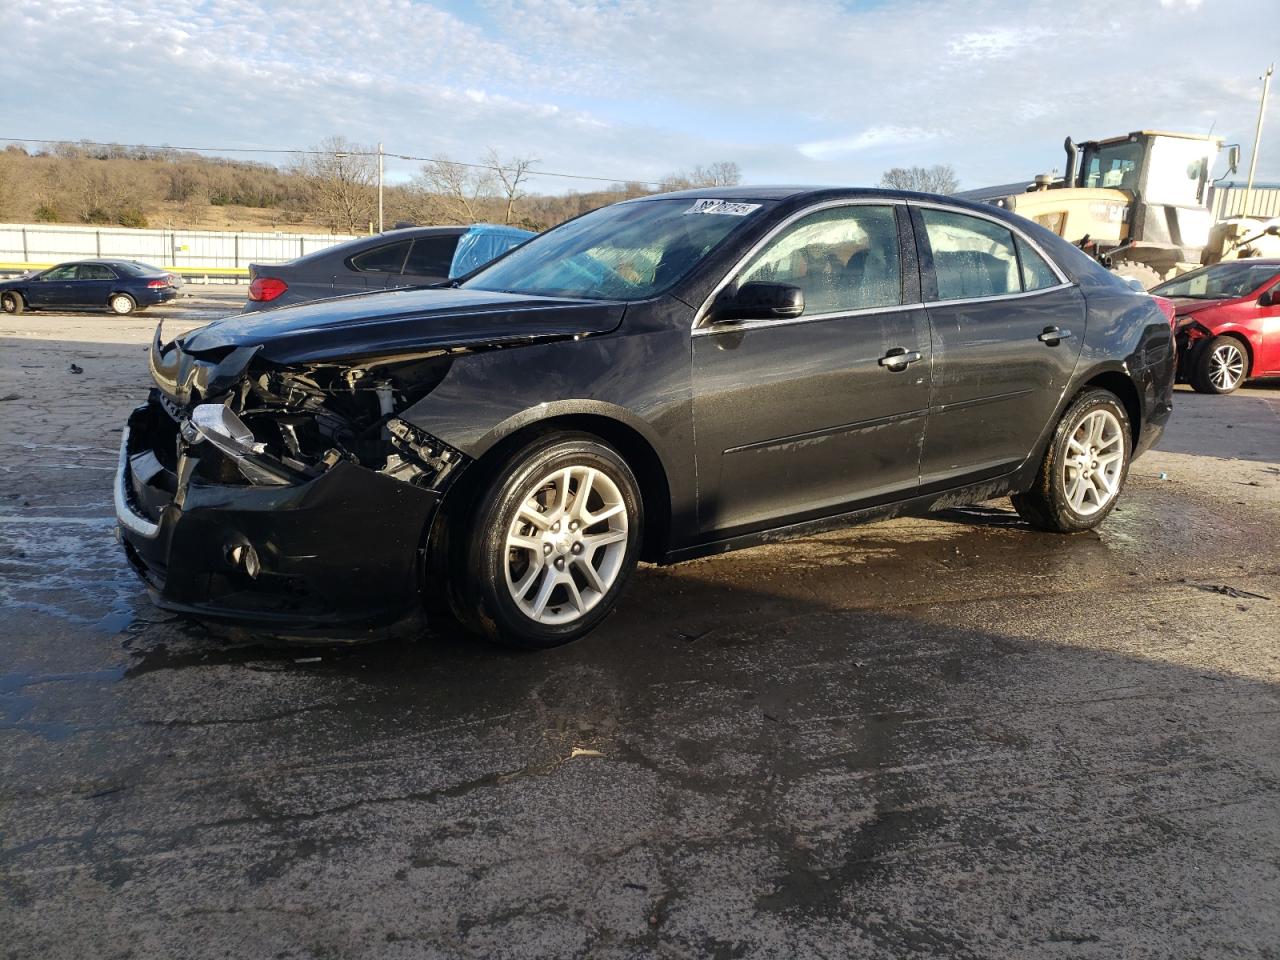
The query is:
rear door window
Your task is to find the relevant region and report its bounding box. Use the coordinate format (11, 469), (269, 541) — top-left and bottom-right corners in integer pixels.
(403, 236), (458, 277)
(350, 241), (411, 274)
(920, 209), (1021, 301)
(77, 264), (117, 280)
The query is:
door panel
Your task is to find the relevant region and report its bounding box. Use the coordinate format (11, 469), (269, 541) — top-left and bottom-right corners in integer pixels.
(74, 264), (114, 306)
(1259, 281), (1280, 373)
(910, 204), (1084, 487)
(32, 265), (78, 305)
(691, 202), (930, 535)
(693, 308), (931, 532)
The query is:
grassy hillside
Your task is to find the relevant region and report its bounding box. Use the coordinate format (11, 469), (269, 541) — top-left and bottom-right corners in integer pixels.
(0, 142), (736, 235)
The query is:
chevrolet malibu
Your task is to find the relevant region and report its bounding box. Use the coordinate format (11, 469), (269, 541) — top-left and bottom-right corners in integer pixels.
(115, 187), (1176, 647)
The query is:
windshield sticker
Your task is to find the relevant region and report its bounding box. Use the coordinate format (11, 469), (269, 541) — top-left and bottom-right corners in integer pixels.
(685, 199), (762, 216)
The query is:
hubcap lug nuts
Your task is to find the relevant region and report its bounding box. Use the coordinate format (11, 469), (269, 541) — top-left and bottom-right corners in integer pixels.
(543, 543), (552, 555)
(552, 522), (560, 532)
(555, 558), (565, 570)
(572, 542), (582, 554)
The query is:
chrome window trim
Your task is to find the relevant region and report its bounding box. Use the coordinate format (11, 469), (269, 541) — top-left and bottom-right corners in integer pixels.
(691, 196), (1076, 336)
(909, 199), (1072, 288)
(911, 281), (1075, 310)
(692, 299), (925, 337)
(692, 197), (908, 331)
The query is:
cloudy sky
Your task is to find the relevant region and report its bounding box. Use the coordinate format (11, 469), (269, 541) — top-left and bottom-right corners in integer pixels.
(3, 0), (1278, 192)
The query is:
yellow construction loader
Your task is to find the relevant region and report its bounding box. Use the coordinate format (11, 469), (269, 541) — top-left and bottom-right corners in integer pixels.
(962, 130), (1280, 288)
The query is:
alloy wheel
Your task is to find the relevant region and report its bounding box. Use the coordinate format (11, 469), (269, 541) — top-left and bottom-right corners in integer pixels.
(1209, 342), (1245, 391)
(503, 464), (630, 625)
(1061, 409), (1125, 517)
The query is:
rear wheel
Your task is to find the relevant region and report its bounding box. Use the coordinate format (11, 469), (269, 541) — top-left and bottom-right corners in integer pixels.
(451, 434), (643, 648)
(1012, 388), (1132, 533)
(1, 292), (24, 315)
(109, 293), (136, 315)
(1190, 335), (1247, 394)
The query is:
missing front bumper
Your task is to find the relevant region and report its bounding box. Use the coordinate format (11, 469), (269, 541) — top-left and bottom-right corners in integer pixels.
(115, 405), (444, 631)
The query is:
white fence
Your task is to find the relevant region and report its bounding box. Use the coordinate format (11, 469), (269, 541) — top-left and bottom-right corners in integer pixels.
(0, 223), (358, 272)
(1210, 184), (1280, 220)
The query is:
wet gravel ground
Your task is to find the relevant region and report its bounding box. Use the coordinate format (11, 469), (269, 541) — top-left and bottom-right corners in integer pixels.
(1, 307), (1279, 959)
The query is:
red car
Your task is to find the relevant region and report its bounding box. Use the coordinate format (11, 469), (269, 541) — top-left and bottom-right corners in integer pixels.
(1154, 259), (1280, 393)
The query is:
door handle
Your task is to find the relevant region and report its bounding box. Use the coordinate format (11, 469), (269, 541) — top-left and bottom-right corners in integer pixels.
(1038, 326), (1073, 343)
(878, 348), (923, 370)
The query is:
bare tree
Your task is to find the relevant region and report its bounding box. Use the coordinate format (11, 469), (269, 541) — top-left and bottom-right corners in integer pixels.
(292, 136), (377, 232)
(660, 160), (743, 191)
(410, 156), (496, 224)
(693, 161), (742, 187)
(879, 164), (959, 194)
(485, 150), (538, 225)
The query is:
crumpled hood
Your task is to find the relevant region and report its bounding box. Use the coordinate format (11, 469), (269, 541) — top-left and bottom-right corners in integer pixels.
(1169, 297), (1227, 317)
(178, 286), (626, 364)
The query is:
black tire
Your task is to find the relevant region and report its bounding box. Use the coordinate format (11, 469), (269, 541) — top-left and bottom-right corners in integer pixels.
(1012, 388), (1132, 534)
(108, 293), (136, 316)
(450, 433), (644, 648)
(1110, 261), (1163, 290)
(1, 292), (23, 315)
(1190, 335), (1248, 394)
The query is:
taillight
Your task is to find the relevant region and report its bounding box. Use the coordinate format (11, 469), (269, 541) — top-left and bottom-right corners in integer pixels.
(147, 279), (168, 289)
(1152, 295), (1177, 329)
(249, 277), (288, 302)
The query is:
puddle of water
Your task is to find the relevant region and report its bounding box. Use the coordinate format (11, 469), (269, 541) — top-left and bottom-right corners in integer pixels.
(0, 666), (128, 742)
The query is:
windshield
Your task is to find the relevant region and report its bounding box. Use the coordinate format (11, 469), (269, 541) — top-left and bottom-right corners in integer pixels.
(462, 197), (770, 301)
(1153, 261), (1280, 299)
(1081, 140), (1144, 191)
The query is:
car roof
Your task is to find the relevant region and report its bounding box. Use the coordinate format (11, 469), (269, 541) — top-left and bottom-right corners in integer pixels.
(632, 185), (977, 205)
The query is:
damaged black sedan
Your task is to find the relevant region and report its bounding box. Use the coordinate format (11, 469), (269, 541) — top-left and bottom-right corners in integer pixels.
(116, 187), (1175, 647)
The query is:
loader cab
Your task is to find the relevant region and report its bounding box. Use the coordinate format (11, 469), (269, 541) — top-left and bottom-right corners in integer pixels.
(1075, 132), (1221, 208)
(1071, 131), (1229, 275)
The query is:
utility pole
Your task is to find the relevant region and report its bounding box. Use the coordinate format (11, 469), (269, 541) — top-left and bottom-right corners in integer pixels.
(1243, 63), (1273, 218)
(377, 142), (384, 233)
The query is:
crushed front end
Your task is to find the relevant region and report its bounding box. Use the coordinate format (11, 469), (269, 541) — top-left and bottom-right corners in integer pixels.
(115, 324), (471, 634)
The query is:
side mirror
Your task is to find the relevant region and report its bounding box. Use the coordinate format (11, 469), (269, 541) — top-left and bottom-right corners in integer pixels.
(1259, 289), (1277, 307)
(712, 282), (804, 323)
(1227, 144), (1241, 175)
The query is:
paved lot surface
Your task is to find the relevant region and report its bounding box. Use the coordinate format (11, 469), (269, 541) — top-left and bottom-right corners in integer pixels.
(1, 305), (1278, 959)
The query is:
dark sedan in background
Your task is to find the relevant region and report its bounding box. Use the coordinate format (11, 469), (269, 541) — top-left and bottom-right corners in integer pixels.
(0, 259), (180, 315)
(244, 223), (534, 312)
(118, 187), (1175, 649)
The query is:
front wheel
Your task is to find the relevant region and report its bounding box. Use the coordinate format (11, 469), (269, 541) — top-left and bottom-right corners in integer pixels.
(453, 434), (643, 647)
(1, 292), (24, 315)
(1190, 336), (1247, 394)
(1012, 388), (1132, 533)
(109, 293), (136, 315)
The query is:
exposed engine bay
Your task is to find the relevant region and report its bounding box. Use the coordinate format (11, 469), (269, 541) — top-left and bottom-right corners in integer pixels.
(144, 324), (469, 494)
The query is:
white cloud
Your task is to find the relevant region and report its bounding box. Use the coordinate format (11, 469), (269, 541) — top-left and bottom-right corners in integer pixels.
(1, 0), (1278, 190)
(799, 127), (939, 160)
